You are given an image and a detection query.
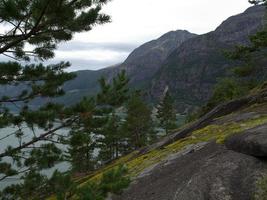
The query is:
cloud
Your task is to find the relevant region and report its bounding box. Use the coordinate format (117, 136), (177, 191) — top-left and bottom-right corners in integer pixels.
(47, 57), (125, 71)
(52, 48), (129, 71)
(58, 41), (138, 53)
(52, 41), (138, 71)
(0, 53), (124, 72)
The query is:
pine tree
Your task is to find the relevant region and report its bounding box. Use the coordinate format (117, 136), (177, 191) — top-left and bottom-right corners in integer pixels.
(0, 0), (110, 60)
(98, 113), (122, 162)
(0, 1), (111, 198)
(157, 91), (177, 134)
(95, 70), (130, 162)
(97, 70), (130, 107)
(68, 130), (95, 173)
(65, 71), (130, 170)
(124, 92), (154, 149)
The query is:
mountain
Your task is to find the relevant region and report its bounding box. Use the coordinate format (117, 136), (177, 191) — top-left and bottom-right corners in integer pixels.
(57, 30), (197, 104)
(60, 6), (265, 111)
(120, 30), (197, 87)
(150, 6), (266, 112)
(2, 6), (265, 112)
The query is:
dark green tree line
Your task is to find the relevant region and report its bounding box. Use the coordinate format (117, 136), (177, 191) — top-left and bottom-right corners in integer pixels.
(68, 71), (130, 170)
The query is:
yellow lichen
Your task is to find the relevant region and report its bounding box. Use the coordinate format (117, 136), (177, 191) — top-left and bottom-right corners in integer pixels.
(48, 113), (267, 200)
(82, 115), (267, 185)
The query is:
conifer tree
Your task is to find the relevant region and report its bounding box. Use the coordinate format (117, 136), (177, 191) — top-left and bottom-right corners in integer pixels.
(157, 91), (177, 134)
(124, 92), (154, 149)
(95, 70), (130, 162)
(66, 71), (130, 170)
(98, 113), (122, 161)
(97, 70), (129, 107)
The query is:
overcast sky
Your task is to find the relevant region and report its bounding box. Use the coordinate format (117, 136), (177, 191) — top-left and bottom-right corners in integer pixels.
(2, 0), (253, 71)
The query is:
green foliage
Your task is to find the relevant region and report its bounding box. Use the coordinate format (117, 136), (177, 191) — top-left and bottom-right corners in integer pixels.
(25, 143), (62, 169)
(0, 0), (110, 61)
(199, 2), (267, 115)
(207, 78), (247, 107)
(0, 162), (17, 177)
(76, 182), (104, 200)
(98, 113), (124, 161)
(99, 165), (130, 195)
(49, 171), (77, 200)
(97, 70), (130, 107)
(123, 92), (154, 149)
(1, 170), (50, 200)
(0, 0), (111, 198)
(66, 71), (131, 170)
(68, 130), (96, 173)
(76, 165), (130, 200)
(157, 91), (177, 134)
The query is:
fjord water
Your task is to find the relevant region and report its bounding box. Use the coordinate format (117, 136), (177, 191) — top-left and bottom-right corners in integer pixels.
(0, 125), (70, 190)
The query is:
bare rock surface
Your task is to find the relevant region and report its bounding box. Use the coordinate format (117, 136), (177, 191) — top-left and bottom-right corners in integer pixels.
(226, 124), (267, 157)
(112, 143), (267, 200)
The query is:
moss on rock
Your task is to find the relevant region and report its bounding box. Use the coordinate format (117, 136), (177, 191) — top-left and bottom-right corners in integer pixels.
(79, 115), (267, 188)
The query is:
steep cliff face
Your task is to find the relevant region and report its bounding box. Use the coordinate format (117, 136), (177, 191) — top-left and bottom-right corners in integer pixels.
(150, 5), (265, 111)
(121, 30), (197, 87)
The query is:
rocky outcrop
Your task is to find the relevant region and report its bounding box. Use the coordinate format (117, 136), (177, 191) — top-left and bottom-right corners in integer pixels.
(226, 124), (267, 157)
(108, 87), (267, 200)
(73, 86), (267, 200)
(112, 142), (266, 200)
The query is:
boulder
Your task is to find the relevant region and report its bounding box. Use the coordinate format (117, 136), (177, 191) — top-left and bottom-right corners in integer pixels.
(112, 143), (266, 200)
(225, 124), (267, 157)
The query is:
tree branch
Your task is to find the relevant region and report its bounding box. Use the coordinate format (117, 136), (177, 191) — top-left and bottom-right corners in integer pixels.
(0, 0), (52, 54)
(0, 118), (77, 159)
(0, 167), (31, 182)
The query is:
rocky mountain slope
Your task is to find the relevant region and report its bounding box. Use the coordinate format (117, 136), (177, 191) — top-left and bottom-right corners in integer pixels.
(75, 84), (267, 200)
(56, 30), (196, 105)
(151, 5), (266, 111)
(120, 30), (197, 87)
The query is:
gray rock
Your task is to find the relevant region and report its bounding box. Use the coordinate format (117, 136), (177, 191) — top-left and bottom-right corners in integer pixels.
(226, 124), (267, 157)
(112, 143), (266, 200)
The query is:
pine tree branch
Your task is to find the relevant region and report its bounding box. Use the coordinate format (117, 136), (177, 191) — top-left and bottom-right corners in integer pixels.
(0, 118), (77, 159)
(0, 95), (35, 103)
(0, 167), (31, 182)
(0, 0), (52, 54)
(2, 53), (20, 61)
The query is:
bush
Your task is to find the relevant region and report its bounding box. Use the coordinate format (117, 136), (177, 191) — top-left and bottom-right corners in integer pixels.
(100, 165), (130, 195)
(77, 165), (130, 199)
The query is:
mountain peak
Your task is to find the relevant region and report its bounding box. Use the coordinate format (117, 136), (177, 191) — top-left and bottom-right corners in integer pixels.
(124, 30), (196, 64)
